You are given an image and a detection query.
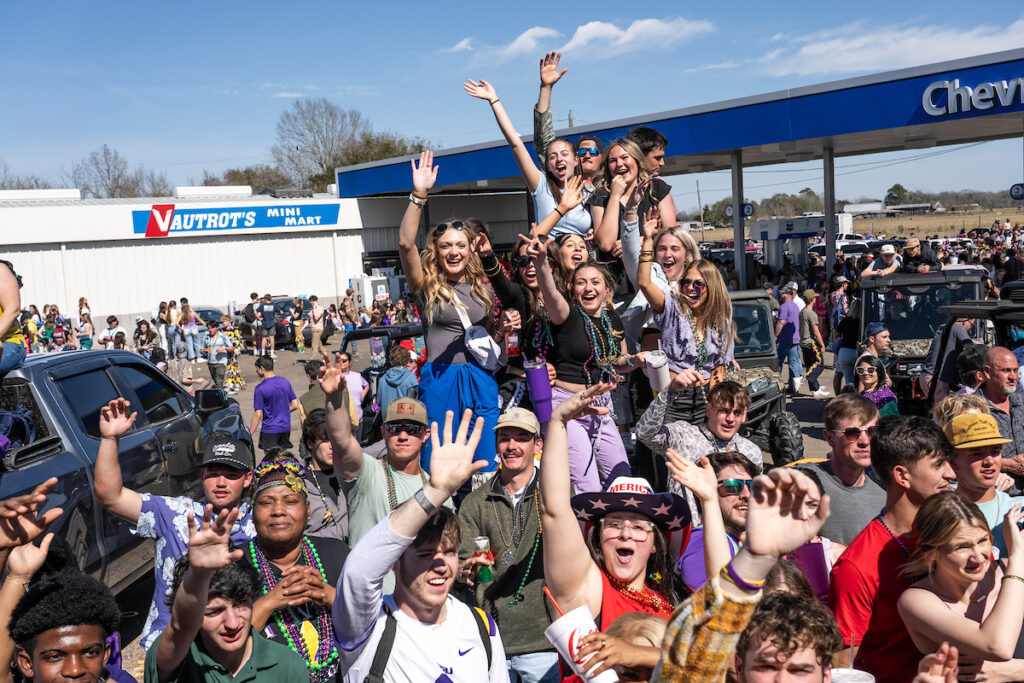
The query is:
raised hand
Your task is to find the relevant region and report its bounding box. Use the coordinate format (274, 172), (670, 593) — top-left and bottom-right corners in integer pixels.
(463, 79), (498, 104)
(609, 173), (628, 198)
(539, 51), (567, 87)
(99, 398), (137, 439)
(666, 453), (717, 502)
(0, 478), (64, 550)
(1002, 505), (1024, 562)
(744, 468), (830, 558)
(502, 309), (522, 334)
(427, 410), (487, 497)
(550, 382), (616, 424)
(912, 642), (959, 683)
(318, 351), (350, 397)
(187, 504), (242, 571)
(669, 368), (705, 390)
(642, 207), (660, 239)
(6, 532), (55, 581)
(557, 175), (586, 213)
(410, 150), (439, 193)
(518, 233), (547, 264)
(474, 230), (494, 257)
(624, 178), (651, 212)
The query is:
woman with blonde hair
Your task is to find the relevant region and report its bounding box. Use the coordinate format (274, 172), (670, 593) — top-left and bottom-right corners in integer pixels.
(177, 300), (201, 361)
(898, 490), (1024, 669)
(397, 151), (499, 474)
(933, 393), (990, 430)
(76, 312), (94, 350)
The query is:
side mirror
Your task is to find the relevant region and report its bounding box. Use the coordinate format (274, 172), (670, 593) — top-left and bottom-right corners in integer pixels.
(194, 388), (228, 412)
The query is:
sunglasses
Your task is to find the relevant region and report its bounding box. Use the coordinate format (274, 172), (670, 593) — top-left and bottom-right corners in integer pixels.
(512, 255), (533, 268)
(855, 367), (877, 375)
(717, 478), (754, 496)
(434, 220), (466, 235)
(383, 422), (427, 436)
(577, 147), (601, 158)
(830, 426), (877, 440)
(680, 278), (707, 293)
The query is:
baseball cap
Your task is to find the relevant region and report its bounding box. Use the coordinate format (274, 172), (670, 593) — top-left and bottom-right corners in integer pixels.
(384, 397), (429, 427)
(201, 436), (254, 471)
(880, 244), (896, 255)
(779, 285), (795, 295)
(494, 407), (541, 436)
(905, 238), (921, 248)
(803, 289), (817, 302)
(947, 414), (1011, 449)
(864, 322), (887, 338)
(832, 275), (850, 285)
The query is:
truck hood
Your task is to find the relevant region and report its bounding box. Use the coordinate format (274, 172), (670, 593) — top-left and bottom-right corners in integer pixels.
(888, 339), (931, 358)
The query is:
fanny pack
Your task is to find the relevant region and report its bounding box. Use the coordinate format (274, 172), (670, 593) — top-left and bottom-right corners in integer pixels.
(452, 294), (502, 372)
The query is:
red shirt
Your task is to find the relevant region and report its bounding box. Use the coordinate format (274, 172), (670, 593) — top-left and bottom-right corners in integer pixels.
(829, 519), (918, 683)
(598, 571), (672, 629)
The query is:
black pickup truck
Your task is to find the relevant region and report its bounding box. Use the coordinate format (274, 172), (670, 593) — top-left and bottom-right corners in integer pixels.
(0, 350), (251, 594)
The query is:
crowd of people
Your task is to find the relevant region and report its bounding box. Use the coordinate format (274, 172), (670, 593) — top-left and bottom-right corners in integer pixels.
(4, 51), (1024, 683)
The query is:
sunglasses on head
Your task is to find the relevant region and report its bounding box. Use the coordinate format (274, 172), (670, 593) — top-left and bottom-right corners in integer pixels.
(512, 255), (533, 268)
(717, 478), (753, 496)
(831, 426), (877, 440)
(383, 422), (426, 436)
(680, 278), (707, 293)
(434, 221), (466, 235)
(577, 147), (601, 157)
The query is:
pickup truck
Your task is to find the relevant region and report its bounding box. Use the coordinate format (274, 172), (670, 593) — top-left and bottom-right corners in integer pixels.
(0, 350), (251, 594)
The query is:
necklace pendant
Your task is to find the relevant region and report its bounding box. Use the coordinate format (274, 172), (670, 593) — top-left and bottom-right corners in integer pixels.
(502, 549), (515, 567)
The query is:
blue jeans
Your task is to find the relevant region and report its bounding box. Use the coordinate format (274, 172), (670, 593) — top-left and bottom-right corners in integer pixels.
(837, 346), (858, 386)
(0, 341), (26, 373)
(777, 341), (803, 391)
(345, 323), (356, 352)
(183, 326), (201, 360)
(508, 652), (559, 683)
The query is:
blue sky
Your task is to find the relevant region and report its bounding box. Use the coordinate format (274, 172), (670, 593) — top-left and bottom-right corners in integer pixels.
(2, 1), (1023, 210)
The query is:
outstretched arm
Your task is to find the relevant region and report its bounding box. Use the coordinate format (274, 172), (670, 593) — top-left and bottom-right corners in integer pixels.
(320, 352), (363, 481)
(637, 208), (667, 312)
(521, 232), (571, 324)
(534, 52), (566, 167)
(464, 79), (541, 192)
(534, 175), (585, 240)
(94, 399), (144, 522)
(398, 151), (436, 293)
(666, 452), (730, 577)
(539, 384), (617, 617)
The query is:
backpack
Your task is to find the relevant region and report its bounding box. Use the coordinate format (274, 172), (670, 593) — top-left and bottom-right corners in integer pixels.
(242, 302), (257, 324)
(363, 604), (493, 682)
(0, 406), (36, 451)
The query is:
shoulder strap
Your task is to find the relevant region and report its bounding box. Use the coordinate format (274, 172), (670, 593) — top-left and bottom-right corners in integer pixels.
(364, 606), (398, 683)
(471, 607), (494, 669)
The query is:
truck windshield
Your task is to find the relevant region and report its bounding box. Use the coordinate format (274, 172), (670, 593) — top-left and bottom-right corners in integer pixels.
(863, 283), (980, 340)
(733, 301), (774, 355)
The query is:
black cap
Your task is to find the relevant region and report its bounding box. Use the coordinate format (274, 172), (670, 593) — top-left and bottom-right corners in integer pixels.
(201, 437), (254, 471)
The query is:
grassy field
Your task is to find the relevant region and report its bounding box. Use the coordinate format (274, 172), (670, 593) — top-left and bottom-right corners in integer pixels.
(695, 207), (1024, 242)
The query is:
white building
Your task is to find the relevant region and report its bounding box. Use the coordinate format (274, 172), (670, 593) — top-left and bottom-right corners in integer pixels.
(0, 187), (528, 323)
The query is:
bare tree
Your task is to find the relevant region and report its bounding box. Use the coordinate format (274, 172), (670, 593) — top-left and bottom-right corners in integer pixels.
(203, 164), (291, 194)
(271, 98), (368, 187)
(63, 144), (134, 198)
(135, 168), (172, 197)
(0, 158), (53, 190)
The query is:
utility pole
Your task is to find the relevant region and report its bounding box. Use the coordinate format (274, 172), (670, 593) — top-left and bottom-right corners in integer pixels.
(697, 179), (705, 241)
(559, 110), (575, 128)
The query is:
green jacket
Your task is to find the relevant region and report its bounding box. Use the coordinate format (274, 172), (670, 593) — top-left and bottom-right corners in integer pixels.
(457, 470), (555, 656)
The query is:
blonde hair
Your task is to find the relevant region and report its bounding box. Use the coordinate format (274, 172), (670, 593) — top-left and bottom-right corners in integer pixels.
(903, 490), (991, 580)
(934, 393), (990, 432)
(419, 223), (494, 326)
(597, 138), (650, 191)
(653, 226), (700, 273)
(676, 259), (732, 339)
(605, 612), (667, 649)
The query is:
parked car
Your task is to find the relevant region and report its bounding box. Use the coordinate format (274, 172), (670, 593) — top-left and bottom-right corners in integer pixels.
(233, 296), (334, 351)
(191, 306), (225, 327)
(0, 350), (251, 593)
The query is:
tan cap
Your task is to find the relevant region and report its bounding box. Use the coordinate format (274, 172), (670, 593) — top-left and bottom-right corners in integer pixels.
(494, 407), (541, 436)
(880, 244), (896, 255)
(905, 238), (921, 248)
(948, 413), (1011, 449)
(384, 397), (429, 427)
(803, 289), (817, 302)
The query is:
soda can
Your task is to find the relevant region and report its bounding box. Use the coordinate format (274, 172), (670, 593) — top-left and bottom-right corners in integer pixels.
(473, 536), (494, 583)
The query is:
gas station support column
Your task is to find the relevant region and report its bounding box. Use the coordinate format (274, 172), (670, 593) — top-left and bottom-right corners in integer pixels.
(731, 150), (746, 290)
(823, 146), (836, 279)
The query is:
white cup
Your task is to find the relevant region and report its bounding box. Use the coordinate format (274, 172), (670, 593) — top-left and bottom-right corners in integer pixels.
(544, 606), (619, 683)
(645, 350), (671, 393)
(830, 668), (875, 683)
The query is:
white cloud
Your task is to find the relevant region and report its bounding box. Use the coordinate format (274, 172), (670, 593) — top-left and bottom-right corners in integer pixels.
(271, 92), (302, 98)
(760, 18), (1024, 76)
(685, 60), (740, 73)
(495, 26), (563, 61)
(559, 17), (715, 58)
(443, 38), (474, 53)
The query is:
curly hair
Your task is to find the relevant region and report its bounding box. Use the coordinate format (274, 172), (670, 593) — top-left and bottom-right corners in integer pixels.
(419, 221), (494, 327)
(933, 393), (990, 431)
(736, 592), (842, 669)
(10, 568), (120, 652)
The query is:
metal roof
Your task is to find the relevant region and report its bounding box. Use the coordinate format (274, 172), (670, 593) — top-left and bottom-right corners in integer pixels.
(336, 47), (1024, 198)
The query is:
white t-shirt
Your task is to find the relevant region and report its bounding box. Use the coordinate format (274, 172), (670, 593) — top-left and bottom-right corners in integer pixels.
(334, 518), (509, 682)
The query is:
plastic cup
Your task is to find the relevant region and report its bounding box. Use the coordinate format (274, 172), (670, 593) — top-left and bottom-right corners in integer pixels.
(830, 669), (875, 682)
(645, 350), (671, 392)
(524, 360), (553, 423)
(544, 606), (619, 683)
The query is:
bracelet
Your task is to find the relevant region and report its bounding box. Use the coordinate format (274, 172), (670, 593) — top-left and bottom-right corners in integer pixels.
(489, 99), (500, 105)
(553, 207), (565, 218)
(413, 488), (439, 516)
(409, 192), (427, 207)
(1003, 574), (1024, 585)
(638, 256), (655, 263)
(639, 250), (654, 257)
(721, 561), (766, 590)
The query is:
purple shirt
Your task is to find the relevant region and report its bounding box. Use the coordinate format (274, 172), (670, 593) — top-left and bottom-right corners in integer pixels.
(254, 375), (297, 433)
(778, 300), (801, 345)
(676, 527), (740, 592)
(653, 294), (735, 377)
(344, 370), (369, 421)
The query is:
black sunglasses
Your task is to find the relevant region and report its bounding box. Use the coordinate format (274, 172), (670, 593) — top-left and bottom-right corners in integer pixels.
(383, 422), (427, 436)
(434, 221), (466, 235)
(512, 255), (532, 268)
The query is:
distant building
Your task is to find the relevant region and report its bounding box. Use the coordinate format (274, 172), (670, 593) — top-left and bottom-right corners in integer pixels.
(843, 201), (884, 217)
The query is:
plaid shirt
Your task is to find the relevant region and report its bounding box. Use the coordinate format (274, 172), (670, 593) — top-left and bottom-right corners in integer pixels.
(652, 576), (759, 682)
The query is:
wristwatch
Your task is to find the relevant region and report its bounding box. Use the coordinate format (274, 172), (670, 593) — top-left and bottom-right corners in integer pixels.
(414, 488), (439, 516)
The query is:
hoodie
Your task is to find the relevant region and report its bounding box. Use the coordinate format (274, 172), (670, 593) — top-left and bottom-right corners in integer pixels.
(375, 366), (418, 412)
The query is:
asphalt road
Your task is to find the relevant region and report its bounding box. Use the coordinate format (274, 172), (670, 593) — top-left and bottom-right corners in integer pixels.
(117, 343), (835, 677)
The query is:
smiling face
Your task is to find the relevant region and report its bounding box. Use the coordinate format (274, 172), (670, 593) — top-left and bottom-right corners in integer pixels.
(606, 145), (638, 186)
(856, 361), (879, 391)
(201, 465), (252, 511)
(576, 139), (603, 179)
(496, 427), (540, 477)
(680, 265), (709, 310)
(902, 454), (956, 504)
(655, 233), (688, 281)
(559, 235), (588, 272)
(573, 265), (609, 316)
(253, 483), (309, 550)
(545, 140), (578, 184)
(513, 242), (538, 289)
(598, 511), (657, 585)
(435, 227), (471, 278)
(953, 444), (1003, 498)
(199, 596), (253, 659)
(17, 624), (110, 683)
(933, 523), (992, 585)
(717, 464), (753, 534)
(395, 538), (459, 612)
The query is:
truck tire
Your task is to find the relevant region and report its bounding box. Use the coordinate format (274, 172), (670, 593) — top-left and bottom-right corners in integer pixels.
(768, 411), (804, 467)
